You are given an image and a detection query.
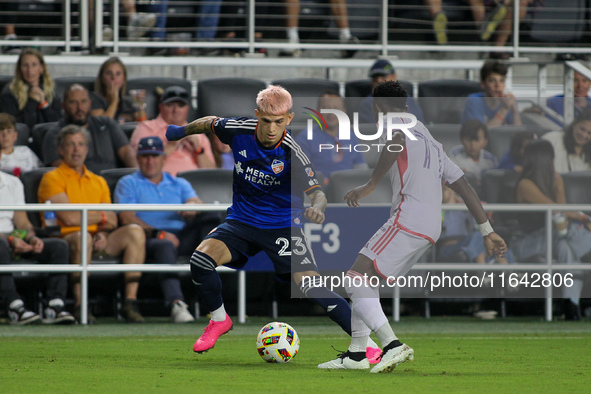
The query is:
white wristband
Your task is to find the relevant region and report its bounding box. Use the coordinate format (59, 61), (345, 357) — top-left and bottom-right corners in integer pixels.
(478, 220), (494, 237)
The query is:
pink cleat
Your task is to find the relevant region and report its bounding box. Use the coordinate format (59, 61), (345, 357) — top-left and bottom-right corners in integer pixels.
(193, 314), (233, 353)
(366, 346), (382, 364)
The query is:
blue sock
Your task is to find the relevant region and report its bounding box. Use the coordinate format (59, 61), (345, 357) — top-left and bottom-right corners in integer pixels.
(300, 276), (352, 336)
(190, 250), (223, 312)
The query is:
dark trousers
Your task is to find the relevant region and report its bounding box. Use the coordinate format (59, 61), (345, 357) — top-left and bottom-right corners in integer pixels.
(0, 237), (69, 307)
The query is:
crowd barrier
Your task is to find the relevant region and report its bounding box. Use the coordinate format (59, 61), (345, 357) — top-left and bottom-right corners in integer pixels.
(2, 202), (591, 324)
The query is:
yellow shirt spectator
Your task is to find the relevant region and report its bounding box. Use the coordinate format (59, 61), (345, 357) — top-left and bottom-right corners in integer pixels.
(38, 162), (111, 236)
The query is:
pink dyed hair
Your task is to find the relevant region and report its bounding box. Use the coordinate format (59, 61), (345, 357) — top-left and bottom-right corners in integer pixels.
(256, 85), (292, 115)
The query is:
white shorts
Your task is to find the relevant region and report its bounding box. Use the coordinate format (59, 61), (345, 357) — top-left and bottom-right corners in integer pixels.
(360, 215), (432, 281)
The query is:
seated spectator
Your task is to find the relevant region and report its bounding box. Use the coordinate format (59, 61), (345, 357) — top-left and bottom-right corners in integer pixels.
(546, 71), (591, 125)
(512, 139), (591, 320)
(438, 184), (513, 264)
(115, 137), (223, 323)
(209, 132), (234, 170)
(542, 109), (591, 173)
(1, 171), (74, 325)
(0, 48), (61, 130)
(296, 92), (367, 180)
(282, 0), (359, 58)
(461, 61), (521, 127)
(449, 119), (498, 192)
(43, 84), (137, 173)
(130, 86), (215, 176)
(38, 125), (146, 324)
(0, 113), (41, 175)
(496, 130), (536, 172)
(90, 57), (148, 124)
(357, 59), (424, 124)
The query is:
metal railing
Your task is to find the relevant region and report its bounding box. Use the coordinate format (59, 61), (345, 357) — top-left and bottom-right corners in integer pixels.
(1, 1), (590, 58)
(1, 202), (591, 323)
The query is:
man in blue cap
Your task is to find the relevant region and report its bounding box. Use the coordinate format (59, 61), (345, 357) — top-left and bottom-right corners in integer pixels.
(357, 59), (424, 124)
(115, 136), (214, 323)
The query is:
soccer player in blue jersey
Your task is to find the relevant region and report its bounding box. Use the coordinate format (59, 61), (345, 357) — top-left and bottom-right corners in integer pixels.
(166, 85), (381, 361)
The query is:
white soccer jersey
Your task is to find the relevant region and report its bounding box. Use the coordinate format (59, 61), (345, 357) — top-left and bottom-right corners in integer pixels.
(382, 117), (464, 243)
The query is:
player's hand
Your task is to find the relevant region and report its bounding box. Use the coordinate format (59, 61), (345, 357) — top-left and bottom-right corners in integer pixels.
(344, 181), (376, 208)
(29, 236), (44, 254)
(483, 232), (508, 258)
(166, 125), (186, 141)
(304, 207), (325, 224)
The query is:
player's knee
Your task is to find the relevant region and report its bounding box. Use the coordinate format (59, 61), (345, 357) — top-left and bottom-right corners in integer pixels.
(189, 250), (218, 278)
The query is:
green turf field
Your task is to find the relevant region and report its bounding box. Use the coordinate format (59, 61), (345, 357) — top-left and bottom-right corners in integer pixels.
(1, 316), (590, 393)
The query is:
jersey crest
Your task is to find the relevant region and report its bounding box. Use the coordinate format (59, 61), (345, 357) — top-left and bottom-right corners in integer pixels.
(271, 159), (285, 174)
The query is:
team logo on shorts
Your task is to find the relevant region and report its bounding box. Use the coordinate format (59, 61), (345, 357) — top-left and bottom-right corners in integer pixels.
(305, 167), (314, 177)
(271, 159), (284, 174)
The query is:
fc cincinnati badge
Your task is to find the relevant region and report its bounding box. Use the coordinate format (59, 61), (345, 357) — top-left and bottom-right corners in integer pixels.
(271, 159), (284, 174)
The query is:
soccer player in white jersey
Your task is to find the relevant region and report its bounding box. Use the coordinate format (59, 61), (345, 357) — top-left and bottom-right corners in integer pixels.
(318, 81), (508, 373)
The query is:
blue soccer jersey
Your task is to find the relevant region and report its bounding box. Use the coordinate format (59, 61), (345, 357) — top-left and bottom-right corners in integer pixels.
(212, 117), (322, 229)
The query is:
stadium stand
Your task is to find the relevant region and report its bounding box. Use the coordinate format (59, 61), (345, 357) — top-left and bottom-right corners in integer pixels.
(562, 171), (591, 204)
(487, 126), (530, 161)
(15, 122), (30, 147)
(418, 80), (482, 124)
(100, 168), (138, 202)
(197, 78), (266, 118)
(31, 122), (58, 163)
(19, 167), (56, 228)
(177, 169), (234, 204)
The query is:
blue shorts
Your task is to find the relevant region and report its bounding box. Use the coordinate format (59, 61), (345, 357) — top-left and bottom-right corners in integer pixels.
(204, 219), (319, 276)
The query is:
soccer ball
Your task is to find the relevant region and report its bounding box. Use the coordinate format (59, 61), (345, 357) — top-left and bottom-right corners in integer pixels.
(256, 322), (300, 363)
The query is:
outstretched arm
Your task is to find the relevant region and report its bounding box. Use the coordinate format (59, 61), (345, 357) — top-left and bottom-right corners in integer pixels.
(448, 176), (508, 258)
(165, 116), (218, 141)
(344, 131), (405, 207)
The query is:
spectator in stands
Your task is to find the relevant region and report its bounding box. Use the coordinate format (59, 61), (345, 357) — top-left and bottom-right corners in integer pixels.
(209, 132), (234, 170)
(0, 2), (20, 54)
(542, 109), (591, 173)
(497, 130), (536, 172)
(0, 113), (41, 175)
(130, 86), (215, 176)
(0, 48), (61, 131)
(296, 92), (367, 180)
(0, 171), (75, 325)
(512, 139), (591, 320)
(357, 59), (424, 124)
(467, 0), (533, 59)
(90, 57), (148, 124)
(438, 184), (513, 264)
(38, 125), (146, 324)
(546, 71), (591, 124)
(281, 0), (360, 58)
(43, 84), (137, 173)
(449, 119), (498, 192)
(115, 136), (221, 323)
(461, 60), (521, 126)
(89, 0), (156, 40)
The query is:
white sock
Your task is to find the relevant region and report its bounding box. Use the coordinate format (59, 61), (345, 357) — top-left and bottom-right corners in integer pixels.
(375, 322), (398, 348)
(339, 28), (351, 41)
(287, 27), (299, 41)
(367, 337), (379, 349)
(345, 270), (388, 333)
(210, 304), (226, 322)
(348, 336), (367, 353)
